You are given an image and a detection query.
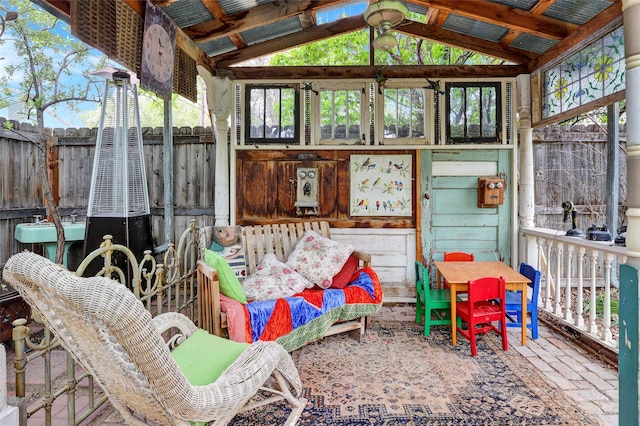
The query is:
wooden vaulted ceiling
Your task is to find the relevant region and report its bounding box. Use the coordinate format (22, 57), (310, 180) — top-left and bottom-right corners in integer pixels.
(38, 0), (622, 77)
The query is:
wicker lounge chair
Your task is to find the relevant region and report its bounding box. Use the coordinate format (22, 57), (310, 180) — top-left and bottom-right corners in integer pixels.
(3, 252), (306, 425)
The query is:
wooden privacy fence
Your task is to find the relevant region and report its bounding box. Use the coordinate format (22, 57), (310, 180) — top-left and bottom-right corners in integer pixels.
(0, 118), (216, 269)
(532, 124), (627, 232)
(9, 221), (201, 425)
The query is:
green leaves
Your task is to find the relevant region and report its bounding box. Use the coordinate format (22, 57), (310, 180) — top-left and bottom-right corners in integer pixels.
(1, 0), (105, 129)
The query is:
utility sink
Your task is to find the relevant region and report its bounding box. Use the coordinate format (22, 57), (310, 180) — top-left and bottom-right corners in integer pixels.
(15, 222), (86, 267)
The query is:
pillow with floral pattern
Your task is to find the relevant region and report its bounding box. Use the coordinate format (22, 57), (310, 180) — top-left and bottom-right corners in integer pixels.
(242, 253), (311, 301)
(285, 230), (354, 289)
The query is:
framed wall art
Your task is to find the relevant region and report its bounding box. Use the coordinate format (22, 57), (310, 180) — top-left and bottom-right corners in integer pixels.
(350, 154), (412, 217)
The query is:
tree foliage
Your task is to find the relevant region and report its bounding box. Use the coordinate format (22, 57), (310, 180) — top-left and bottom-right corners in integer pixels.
(0, 0), (108, 264)
(269, 21), (504, 67)
(0, 0), (107, 128)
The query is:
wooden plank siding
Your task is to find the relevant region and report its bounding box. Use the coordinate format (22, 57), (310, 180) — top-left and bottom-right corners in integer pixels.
(421, 149), (513, 287)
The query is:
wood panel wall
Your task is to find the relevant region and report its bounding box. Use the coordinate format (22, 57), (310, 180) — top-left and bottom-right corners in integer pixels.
(235, 149), (416, 229)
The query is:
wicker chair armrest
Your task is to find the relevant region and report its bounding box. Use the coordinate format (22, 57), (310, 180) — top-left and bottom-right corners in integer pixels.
(352, 250), (371, 268)
(152, 312), (198, 336)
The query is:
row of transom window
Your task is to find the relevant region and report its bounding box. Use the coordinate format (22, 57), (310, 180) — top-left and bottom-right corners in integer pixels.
(233, 80), (512, 146)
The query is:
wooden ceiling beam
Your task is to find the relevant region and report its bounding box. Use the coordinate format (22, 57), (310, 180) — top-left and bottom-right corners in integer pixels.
(410, 0), (577, 40)
(37, 0), (71, 17)
(184, 0), (344, 44)
(398, 21), (537, 64)
(213, 15), (367, 67)
(227, 65), (528, 80)
(198, 0), (226, 20)
(499, 0), (557, 47)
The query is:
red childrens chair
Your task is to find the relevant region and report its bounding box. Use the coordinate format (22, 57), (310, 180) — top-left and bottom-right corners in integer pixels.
(455, 276), (508, 357)
(437, 252), (475, 289)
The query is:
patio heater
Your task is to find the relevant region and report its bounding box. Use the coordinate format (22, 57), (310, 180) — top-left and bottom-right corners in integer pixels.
(83, 68), (153, 275)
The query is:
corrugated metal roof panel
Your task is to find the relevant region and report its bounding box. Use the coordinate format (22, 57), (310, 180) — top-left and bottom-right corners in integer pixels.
(490, 0), (539, 11)
(162, 0), (214, 28)
(199, 37), (237, 56)
(218, 0), (274, 15)
(543, 0), (611, 25)
(443, 14), (509, 43)
(510, 33), (557, 54)
(406, 3), (427, 16)
(240, 17), (302, 45)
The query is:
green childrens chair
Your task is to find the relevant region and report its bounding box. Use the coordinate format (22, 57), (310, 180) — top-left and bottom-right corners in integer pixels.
(415, 261), (458, 337)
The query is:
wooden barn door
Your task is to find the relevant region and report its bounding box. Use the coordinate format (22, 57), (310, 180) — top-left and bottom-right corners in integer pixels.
(419, 149), (512, 271)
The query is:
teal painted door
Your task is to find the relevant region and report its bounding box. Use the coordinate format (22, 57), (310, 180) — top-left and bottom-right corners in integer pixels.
(420, 149), (512, 269)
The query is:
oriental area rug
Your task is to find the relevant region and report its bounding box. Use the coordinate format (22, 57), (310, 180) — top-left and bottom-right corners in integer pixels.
(230, 321), (598, 425)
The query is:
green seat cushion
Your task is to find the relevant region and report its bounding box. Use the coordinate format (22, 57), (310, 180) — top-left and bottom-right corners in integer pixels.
(204, 249), (247, 304)
(172, 329), (250, 386)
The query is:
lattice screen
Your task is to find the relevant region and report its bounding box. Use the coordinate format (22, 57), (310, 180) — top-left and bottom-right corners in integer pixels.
(506, 82), (513, 144)
(174, 48), (198, 102)
(71, 0), (118, 62)
(72, 0), (197, 102)
(304, 88), (311, 145)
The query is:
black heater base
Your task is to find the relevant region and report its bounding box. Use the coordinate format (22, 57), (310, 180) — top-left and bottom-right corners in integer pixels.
(566, 228), (586, 238)
(82, 215), (154, 279)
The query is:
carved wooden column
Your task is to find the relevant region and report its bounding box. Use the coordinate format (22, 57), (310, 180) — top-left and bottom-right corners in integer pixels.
(516, 74), (536, 266)
(199, 68), (232, 226)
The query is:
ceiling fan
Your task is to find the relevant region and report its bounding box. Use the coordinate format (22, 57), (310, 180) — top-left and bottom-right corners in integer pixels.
(363, 0), (408, 51)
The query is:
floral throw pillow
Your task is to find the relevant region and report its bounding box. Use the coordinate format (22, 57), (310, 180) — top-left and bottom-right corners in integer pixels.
(285, 230), (354, 289)
(242, 253), (311, 301)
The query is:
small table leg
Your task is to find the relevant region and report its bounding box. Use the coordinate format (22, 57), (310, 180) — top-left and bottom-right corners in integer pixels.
(521, 285), (527, 345)
(451, 284), (458, 345)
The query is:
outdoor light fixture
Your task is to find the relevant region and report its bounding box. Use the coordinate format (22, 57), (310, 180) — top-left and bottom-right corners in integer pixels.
(363, 0), (407, 51)
(0, 11), (18, 39)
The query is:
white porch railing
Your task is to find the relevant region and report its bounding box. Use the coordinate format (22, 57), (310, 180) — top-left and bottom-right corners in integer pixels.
(521, 227), (627, 352)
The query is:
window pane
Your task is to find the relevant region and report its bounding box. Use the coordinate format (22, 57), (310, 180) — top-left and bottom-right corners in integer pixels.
(446, 82), (501, 143)
(335, 90), (346, 139)
(383, 88), (425, 140)
(482, 87), (497, 137)
(250, 89), (265, 137)
(265, 88), (280, 138)
(280, 88), (295, 138)
(245, 85), (299, 144)
(410, 89), (424, 137)
(466, 87), (480, 137)
(319, 88), (362, 140)
(384, 88), (398, 137)
(449, 87), (465, 138)
(397, 88), (410, 137)
(347, 90), (360, 140)
(320, 91), (333, 138)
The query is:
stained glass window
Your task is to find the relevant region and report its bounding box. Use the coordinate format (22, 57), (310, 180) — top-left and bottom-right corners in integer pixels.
(542, 26), (624, 119)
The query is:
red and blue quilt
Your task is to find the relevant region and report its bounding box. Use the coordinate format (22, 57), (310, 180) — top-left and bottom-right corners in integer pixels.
(220, 267), (383, 351)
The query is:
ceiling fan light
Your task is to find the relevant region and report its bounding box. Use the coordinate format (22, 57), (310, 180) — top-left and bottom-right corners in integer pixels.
(372, 31), (397, 51)
(363, 0), (408, 28)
